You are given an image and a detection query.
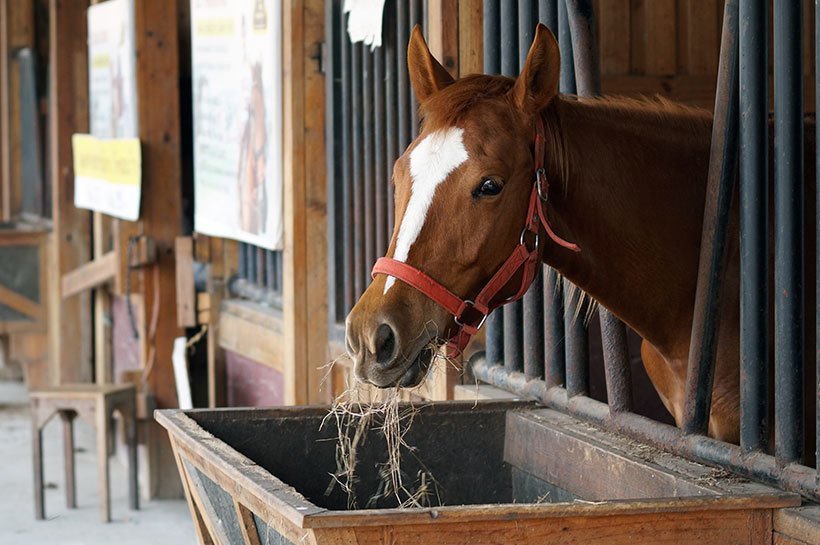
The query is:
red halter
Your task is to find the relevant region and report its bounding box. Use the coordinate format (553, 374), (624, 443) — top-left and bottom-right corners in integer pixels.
(371, 117), (580, 357)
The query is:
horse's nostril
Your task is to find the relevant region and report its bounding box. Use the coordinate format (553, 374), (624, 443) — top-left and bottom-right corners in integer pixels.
(374, 323), (397, 366)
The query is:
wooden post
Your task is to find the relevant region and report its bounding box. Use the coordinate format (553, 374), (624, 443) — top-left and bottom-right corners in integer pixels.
(458, 0), (483, 76)
(0, 0), (35, 220)
(133, 0), (184, 498)
(427, 0), (459, 77)
(282, 0), (328, 405)
(48, 0), (93, 385)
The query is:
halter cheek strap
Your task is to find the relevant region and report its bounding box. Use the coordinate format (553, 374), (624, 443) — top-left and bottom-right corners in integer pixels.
(371, 117), (580, 357)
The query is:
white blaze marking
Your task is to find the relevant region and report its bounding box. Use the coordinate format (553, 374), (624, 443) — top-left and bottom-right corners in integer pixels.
(384, 127), (469, 294)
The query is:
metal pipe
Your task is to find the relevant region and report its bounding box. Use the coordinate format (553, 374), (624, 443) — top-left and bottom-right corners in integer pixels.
(600, 308), (632, 413)
(483, 0), (501, 74)
(524, 273), (545, 380)
(363, 47), (376, 274)
(816, 0), (820, 483)
(564, 279), (589, 397)
(341, 9), (355, 314)
(238, 242), (248, 279)
(544, 267), (565, 388)
(538, 0), (558, 33)
(471, 355), (820, 501)
(519, 0), (538, 68)
(255, 247), (266, 288)
(564, 0), (600, 96)
(738, 0), (769, 453)
(374, 41), (387, 256)
(246, 243), (257, 284)
(352, 42), (366, 298)
(397, 0), (411, 149)
(410, 0), (424, 137)
(384, 2), (397, 235)
(500, 0), (518, 77)
(558, 0), (576, 93)
(773, 0), (804, 465)
(324, 0), (341, 324)
(682, 0), (739, 436)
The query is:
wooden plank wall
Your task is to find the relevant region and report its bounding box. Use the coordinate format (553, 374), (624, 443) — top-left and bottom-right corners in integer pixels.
(595, 0), (817, 111)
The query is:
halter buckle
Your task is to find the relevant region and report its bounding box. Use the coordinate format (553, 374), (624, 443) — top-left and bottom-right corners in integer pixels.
(454, 300), (488, 331)
(519, 226), (540, 251)
(536, 168), (549, 201)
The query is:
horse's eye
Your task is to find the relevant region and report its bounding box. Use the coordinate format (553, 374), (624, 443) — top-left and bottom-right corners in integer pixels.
(473, 178), (502, 198)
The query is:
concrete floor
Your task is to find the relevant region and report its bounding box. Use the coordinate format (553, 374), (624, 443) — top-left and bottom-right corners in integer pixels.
(0, 380), (196, 545)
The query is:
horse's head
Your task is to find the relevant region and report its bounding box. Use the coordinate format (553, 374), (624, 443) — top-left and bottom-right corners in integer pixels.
(346, 24), (563, 387)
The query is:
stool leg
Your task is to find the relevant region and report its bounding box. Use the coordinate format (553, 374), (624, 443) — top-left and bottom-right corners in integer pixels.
(60, 411), (77, 508)
(32, 415), (44, 520)
(126, 404), (139, 510)
(97, 404), (111, 522)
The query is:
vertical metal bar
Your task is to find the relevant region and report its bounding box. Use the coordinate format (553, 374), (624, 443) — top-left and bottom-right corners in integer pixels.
(773, 0), (804, 464)
(682, 0), (740, 436)
(539, 0), (558, 33)
(238, 242), (248, 279)
(558, 0), (576, 93)
(519, 0), (544, 380)
(374, 42), (387, 255)
(564, 282), (589, 396)
(544, 268), (566, 387)
(483, 0), (504, 366)
(816, 0), (820, 482)
(363, 47), (376, 273)
(410, 0), (424, 137)
(397, 0), (411, 148)
(565, 0), (600, 97)
(501, 0), (523, 373)
(342, 11), (355, 313)
(385, 2), (397, 233)
(325, 0), (343, 324)
(600, 308), (633, 412)
(266, 250), (275, 292)
(352, 42), (366, 297)
(247, 245), (258, 285)
(739, 0), (769, 453)
(483, 0), (501, 74)
(256, 247), (265, 288)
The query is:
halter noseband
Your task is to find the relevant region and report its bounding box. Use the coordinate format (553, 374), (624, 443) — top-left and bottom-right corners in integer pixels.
(371, 117), (580, 357)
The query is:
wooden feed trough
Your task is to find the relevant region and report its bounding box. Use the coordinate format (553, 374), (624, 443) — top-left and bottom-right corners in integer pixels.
(157, 401), (800, 545)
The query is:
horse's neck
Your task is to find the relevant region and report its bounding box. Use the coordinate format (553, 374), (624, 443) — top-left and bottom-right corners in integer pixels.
(543, 97), (713, 354)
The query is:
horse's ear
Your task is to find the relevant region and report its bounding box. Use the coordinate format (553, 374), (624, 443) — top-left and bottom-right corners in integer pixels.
(512, 24), (561, 113)
(407, 25), (454, 102)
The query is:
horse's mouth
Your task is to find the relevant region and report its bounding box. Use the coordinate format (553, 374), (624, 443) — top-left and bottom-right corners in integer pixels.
(393, 346), (435, 388)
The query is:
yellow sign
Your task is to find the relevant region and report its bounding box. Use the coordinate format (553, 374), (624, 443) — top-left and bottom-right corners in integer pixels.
(72, 134), (142, 220)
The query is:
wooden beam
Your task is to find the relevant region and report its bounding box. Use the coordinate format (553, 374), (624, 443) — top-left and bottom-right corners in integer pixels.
(457, 0), (483, 76)
(175, 237), (196, 328)
(427, 0), (459, 77)
(131, 0), (184, 499)
(48, 0), (92, 385)
(206, 237), (226, 407)
(0, 284), (41, 319)
(217, 300), (284, 373)
(60, 251), (117, 298)
(282, 0), (328, 405)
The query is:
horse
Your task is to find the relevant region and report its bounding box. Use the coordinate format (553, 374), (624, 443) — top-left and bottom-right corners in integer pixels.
(345, 24), (815, 444)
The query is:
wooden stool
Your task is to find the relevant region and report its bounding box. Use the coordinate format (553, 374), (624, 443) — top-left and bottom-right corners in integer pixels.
(30, 384), (139, 522)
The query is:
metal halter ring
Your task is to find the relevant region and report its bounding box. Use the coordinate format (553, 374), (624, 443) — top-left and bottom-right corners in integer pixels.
(454, 300), (488, 330)
(519, 226), (540, 250)
(536, 168), (549, 201)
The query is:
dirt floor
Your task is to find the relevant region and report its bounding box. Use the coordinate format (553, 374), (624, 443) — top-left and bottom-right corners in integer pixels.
(0, 380), (196, 545)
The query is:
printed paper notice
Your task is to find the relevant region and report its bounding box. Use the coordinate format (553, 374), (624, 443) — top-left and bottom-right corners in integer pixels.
(72, 134), (142, 221)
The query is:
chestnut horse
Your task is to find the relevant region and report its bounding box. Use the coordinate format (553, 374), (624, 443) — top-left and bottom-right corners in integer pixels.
(345, 24), (813, 443)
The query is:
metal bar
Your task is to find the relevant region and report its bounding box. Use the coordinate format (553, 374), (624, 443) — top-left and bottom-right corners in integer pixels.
(238, 242), (248, 279)
(266, 250), (275, 293)
(324, 0), (341, 324)
(397, 0), (411, 148)
(483, 0), (501, 74)
(352, 42), (366, 298)
(544, 267), (565, 388)
(739, 0), (769, 453)
(558, 0), (576, 93)
(385, 1), (397, 233)
(228, 277), (283, 309)
(470, 355), (820, 501)
(519, 0), (538, 67)
(538, 0), (558, 33)
(500, 0), (518, 77)
(410, 0), (424, 137)
(483, 0), (503, 366)
(816, 0), (820, 482)
(600, 308), (632, 413)
(565, 0), (600, 96)
(363, 47), (376, 274)
(564, 280), (589, 397)
(374, 20), (387, 255)
(773, 0), (804, 465)
(341, 11), (355, 314)
(682, 0), (740, 436)
(246, 244), (257, 285)
(255, 247), (265, 288)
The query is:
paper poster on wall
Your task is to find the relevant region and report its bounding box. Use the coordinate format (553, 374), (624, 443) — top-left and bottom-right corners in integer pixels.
(87, 0), (138, 139)
(73, 135), (142, 221)
(191, 0), (284, 250)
